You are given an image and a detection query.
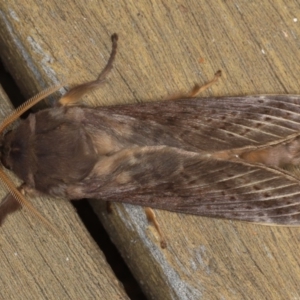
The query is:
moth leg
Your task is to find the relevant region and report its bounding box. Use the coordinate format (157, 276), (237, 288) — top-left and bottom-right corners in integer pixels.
(106, 201), (113, 214)
(144, 207), (167, 249)
(0, 183), (42, 226)
(105, 204), (166, 247)
(188, 70), (222, 97)
(165, 70), (222, 100)
(59, 33), (118, 106)
(0, 194), (22, 225)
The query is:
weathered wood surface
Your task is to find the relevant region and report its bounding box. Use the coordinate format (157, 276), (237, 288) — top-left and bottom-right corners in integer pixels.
(1, 0), (300, 299)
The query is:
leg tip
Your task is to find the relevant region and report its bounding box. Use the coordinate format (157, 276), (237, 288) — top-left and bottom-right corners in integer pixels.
(111, 33), (118, 42)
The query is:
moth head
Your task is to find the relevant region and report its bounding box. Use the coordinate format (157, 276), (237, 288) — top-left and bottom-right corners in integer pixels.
(0, 129), (13, 170)
(0, 84), (63, 234)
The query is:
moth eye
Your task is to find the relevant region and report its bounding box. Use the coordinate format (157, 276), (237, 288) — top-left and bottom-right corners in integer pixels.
(1, 154), (12, 170)
(3, 130), (12, 139)
(56, 124), (66, 130)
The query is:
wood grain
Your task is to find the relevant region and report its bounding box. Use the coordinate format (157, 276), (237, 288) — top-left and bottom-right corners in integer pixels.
(1, 0), (300, 299)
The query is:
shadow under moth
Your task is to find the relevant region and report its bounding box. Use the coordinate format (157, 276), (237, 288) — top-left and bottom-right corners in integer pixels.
(1, 33), (300, 247)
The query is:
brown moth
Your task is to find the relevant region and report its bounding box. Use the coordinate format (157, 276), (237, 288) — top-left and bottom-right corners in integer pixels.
(1, 33), (300, 241)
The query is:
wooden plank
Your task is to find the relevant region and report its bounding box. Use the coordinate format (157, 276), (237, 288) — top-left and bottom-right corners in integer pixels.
(0, 86), (129, 299)
(1, 0), (300, 299)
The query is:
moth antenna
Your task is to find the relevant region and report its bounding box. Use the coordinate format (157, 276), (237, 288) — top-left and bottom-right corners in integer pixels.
(0, 169), (62, 238)
(59, 33), (118, 106)
(0, 84), (63, 134)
